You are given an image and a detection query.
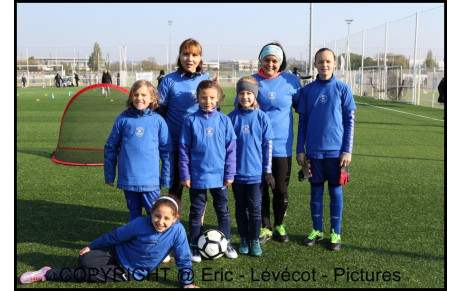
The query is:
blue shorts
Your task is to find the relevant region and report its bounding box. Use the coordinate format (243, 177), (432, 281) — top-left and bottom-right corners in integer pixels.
(309, 158), (340, 185)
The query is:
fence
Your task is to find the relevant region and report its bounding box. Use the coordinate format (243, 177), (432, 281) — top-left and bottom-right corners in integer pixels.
(17, 5), (444, 108)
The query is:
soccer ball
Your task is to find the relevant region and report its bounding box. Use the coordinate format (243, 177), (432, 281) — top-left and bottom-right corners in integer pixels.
(197, 229), (228, 259)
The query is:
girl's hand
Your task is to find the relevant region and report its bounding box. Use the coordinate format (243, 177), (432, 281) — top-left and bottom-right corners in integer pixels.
(79, 246), (90, 256)
(184, 284), (199, 288)
(181, 180), (191, 189)
(224, 179), (233, 187)
(296, 153), (306, 166)
(339, 153), (352, 167)
(106, 182), (114, 187)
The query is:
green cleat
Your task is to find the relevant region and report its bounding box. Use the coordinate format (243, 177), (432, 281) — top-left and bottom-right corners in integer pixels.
(329, 229), (341, 251)
(302, 229), (324, 246)
(273, 224), (289, 243)
(259, 227), (273, 245)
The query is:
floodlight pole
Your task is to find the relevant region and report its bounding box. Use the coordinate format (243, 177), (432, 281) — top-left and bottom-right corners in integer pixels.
(168, 20), (173, 72)
(345, 19), (353, 85)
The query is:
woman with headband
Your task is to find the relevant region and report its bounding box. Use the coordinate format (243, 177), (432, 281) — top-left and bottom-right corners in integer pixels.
(20, 196), (198, 288)
(250, 42), (302, 244)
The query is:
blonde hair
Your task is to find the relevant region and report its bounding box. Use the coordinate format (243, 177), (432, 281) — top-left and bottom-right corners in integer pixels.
(236, 76), (259, 109)
(126, 80), (159, 109)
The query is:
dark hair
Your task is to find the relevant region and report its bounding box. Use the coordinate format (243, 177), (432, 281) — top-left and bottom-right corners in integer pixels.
(314, 48), (337, 61)
(258, 42), (287, 72)
(196, 80), (224, 102)
(176, 38), (203, 72)
(160, 70), (165, 75)
(126, 80), (159, 109)
(150, 196), (179, 217)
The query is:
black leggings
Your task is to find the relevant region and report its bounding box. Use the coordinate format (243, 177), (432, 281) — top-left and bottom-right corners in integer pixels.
(261, 156), (292, 230)
(45, 246), (128, 283)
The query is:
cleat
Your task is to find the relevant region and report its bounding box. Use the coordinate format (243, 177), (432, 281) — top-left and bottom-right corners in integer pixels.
(239, 237), (249, 255)
(329, 230), (341, 251)
(259, 227), (273, 245)
(20, 266), (51, 284)
(302, 229), (324, 246)
(249, 240), (262, 256)
(273, 224), (289, 243)
(190, 244), (201, 263)
(224, 242), (238, 259)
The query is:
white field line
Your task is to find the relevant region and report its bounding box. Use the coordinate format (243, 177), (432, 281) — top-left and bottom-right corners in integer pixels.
(355, 101), (444, 122)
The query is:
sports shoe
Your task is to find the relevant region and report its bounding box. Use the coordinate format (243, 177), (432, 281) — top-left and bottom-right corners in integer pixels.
(20, 266), (51, 284)
(329, 230), (341, 251)
(190, 244), (201, 263)
(224, 242), (238, 259)
(162, 254), (171, 263)
(239, 237), (249, 255)
(273, 224), (289, 243)
(249, 240), (262, 256)
(302, 229), (324, 246)
(259, 227), (273, 245)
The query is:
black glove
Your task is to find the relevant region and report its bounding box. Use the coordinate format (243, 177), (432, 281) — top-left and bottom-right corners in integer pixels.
(298, 160), (312, 182)
(264, 173), (275, 189)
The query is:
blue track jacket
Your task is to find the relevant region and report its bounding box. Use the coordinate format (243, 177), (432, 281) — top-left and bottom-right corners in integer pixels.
(104, 108), (174, 190)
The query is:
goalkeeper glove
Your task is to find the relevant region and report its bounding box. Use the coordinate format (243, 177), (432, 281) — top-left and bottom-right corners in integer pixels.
(298, 160), (312, 182)
(340, 165), (350, 186)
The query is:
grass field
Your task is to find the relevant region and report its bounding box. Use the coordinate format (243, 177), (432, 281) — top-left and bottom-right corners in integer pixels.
(16, 86), (445, 288)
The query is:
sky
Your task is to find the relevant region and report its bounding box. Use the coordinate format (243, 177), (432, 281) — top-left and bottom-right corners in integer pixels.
(16, 2), (445, 65)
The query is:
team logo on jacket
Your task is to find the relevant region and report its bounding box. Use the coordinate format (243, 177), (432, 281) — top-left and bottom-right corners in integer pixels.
(190, 90), (197, 103)
(320, 95), (328, 104)
(243, 125), (250, 134)
(268, 92), (276, 100)
(206, 127), (214, 137)
(135, 127), (144, 137)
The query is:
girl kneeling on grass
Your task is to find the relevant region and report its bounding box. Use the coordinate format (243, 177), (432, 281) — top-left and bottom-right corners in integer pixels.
(19, 196), (198, 288)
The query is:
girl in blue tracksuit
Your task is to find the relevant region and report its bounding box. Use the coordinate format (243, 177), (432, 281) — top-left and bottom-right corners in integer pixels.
(179, 80), (237, 263)
(19, 196), (198, 288)
(228, 76), (274, 257)
(157, 38), (213, 213)
(104, 80), (174, 222)
(296, 48), (356, 251)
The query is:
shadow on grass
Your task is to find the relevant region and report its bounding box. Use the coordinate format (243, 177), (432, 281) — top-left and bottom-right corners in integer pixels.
(291, 237), (443, 262)
(354, 153), (444, 162)
(17, 199), (127, 251)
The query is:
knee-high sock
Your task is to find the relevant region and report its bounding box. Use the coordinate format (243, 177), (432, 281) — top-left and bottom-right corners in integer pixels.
(329, 185), (343, 234)
(310, 185), (324, 232)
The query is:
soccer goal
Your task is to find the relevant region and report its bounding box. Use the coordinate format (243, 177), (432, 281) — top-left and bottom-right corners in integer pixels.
(16, 64), (64, 88)
(359, 65), (413, 103)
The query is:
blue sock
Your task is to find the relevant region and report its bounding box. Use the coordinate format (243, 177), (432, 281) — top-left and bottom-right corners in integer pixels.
(329, 185), (343, 234)
(310, 185), (324, 232)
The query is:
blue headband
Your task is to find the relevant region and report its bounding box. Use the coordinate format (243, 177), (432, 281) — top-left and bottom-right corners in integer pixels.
(259, 45), (283, 64)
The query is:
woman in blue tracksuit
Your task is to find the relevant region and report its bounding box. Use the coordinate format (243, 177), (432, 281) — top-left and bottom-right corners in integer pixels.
(157, 38), (213, 213)
(104, 80), (174, 222)
(19, 196), (198, 288)
(248, 42), (302, 244)
(179, 80), (237, 263)
(228, 76), (274, 257)
(296, 48), (356, 251)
